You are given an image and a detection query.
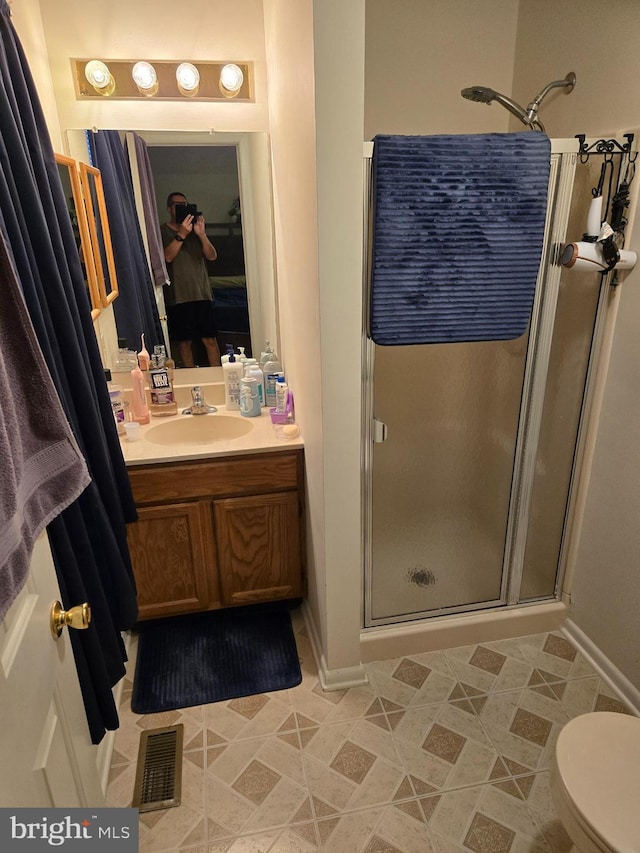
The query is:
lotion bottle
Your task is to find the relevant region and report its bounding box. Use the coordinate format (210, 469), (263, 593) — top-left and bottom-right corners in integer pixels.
(223, 352), (243, 411)
(130, 355), (150, 424)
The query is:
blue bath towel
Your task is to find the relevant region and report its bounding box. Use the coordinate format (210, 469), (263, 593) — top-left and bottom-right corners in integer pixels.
(369, 133), (551, 345)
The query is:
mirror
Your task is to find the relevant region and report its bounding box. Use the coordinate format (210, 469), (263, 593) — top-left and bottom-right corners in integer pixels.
(79, 162), (119, 307)
(145, 140), (249, 365)
(69, 129), (277, 369)
(55, 153), (101, 320)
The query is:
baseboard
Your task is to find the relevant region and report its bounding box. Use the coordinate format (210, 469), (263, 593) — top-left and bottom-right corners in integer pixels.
(360, 601), (567, 662)
(562, 619), (640, 715)
(301, 600), (368, 691)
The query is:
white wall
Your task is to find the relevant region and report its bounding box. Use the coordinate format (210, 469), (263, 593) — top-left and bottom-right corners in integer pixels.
(36, 0), (269, 134)
(10, 0), (62, 148)
(262, 0), (327, 659)
(514, 0), (640, 688)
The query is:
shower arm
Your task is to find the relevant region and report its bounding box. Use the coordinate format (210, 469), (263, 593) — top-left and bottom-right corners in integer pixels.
(525, 72), (577, 128)
(490, 92), (540, 130)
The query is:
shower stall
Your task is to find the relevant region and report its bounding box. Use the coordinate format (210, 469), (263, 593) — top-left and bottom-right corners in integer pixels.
(363, 137), (626, 628)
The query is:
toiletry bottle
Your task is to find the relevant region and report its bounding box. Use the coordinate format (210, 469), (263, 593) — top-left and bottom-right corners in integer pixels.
(105, 369), (126, 435)
(154, 345), (174, 384)
(112, 337), (138, 372)
(222, 352), (243, 411)
(243, 358), (265, 406)
(263, 353), (283, 408)
(221, 344), (235, 365)
(259, 340), (277, 366)
(149, 351), (178, 416)
(275, 374), (288, 414)
(138, 333), (150, 371)
(130, 355), (150, 424)
(239, 375), (261, 418)
(237, 346), (248, 366)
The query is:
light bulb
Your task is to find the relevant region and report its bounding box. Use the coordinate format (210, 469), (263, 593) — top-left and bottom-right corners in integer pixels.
(219, 64), (244, 97)
(132, 61), (158, 96)
(176, 62), (200, 96)
(84, 60), (115, 95)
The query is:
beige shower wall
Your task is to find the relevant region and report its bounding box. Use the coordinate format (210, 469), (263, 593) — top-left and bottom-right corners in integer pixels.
(514, 0), (640, 688)
(364, 0), (519, 138)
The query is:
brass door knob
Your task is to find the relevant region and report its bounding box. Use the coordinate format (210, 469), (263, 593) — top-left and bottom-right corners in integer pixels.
(50, 601), (91, 639)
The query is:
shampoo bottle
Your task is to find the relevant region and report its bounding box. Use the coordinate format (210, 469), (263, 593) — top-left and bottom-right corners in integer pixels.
(130, 355), (150, 424)
(149, 351), (178, 417)
(223, 353), (243, 411)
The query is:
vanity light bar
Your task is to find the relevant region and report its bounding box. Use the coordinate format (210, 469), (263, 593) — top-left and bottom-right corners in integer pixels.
(72, 59), (253, 101)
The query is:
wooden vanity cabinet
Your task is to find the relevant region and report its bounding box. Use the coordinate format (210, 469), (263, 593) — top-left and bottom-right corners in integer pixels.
(126, 450), (305, 620)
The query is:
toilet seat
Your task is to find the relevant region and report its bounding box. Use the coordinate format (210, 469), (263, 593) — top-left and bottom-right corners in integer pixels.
(553, 711), (640, 852)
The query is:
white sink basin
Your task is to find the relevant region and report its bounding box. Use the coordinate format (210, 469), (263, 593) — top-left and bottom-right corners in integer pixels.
(145, 415), (253, 446)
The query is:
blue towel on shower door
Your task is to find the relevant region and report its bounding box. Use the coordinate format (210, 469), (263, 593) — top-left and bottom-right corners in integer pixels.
(369, 132), (551, 345)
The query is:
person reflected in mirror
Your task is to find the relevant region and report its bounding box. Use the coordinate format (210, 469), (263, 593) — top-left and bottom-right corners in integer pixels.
(161, 192), (221, 367)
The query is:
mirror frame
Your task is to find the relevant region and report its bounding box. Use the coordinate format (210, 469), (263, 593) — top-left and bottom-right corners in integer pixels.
(55, 152), (101, 321)
(79, 162), (119, 307)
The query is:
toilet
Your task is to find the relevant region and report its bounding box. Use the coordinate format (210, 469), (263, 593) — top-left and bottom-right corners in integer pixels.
(552, 711), (640, 852)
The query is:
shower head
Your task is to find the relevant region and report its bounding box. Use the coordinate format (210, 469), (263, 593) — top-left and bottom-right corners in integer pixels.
(461, 72), (576, 132)
(461, 86), (533, 126)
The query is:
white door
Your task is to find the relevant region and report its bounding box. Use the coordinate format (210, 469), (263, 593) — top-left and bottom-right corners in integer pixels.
(0, 531), (106, 807)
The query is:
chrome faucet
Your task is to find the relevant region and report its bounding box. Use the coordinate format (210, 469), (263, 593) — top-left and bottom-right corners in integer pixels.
(181, 386), (217, 415)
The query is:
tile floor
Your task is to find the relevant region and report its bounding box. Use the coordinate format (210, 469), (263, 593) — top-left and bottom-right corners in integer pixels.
(107, 608), (632, 852)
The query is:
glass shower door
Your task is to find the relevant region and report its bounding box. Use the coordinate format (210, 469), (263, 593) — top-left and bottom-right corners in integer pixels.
(364, 139), (585, 626)
(367, 336), (527, 622)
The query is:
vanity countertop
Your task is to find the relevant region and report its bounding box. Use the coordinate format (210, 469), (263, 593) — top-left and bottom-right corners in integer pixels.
(119, 408), (303, 467)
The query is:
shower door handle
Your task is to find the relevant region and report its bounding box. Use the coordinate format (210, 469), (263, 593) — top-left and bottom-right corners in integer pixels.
(372, 418), (388, 442)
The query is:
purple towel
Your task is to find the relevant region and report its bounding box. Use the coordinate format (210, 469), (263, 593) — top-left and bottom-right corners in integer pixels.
(0, 230), (91, 620)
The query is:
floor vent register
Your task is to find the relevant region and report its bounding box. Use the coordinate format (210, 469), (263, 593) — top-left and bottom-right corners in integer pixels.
(132, 724), (184, 813)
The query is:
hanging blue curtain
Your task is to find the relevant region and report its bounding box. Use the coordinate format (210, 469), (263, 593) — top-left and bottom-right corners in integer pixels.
(0, 0), (138, 743)
(88, 130), (164, 355)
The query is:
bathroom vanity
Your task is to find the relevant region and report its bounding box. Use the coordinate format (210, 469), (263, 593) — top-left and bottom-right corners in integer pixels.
(120, 404), (305, 621)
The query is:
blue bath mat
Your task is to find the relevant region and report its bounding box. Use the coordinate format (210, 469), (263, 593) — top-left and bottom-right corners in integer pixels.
(131, 602), (302, 714)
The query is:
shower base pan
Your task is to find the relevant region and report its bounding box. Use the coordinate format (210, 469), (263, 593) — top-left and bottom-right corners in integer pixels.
(360, 600), (567, 663)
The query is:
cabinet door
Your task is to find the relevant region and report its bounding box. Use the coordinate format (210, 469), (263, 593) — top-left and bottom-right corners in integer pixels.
(214, 492), (303, 606)
(127, 502), (212, 620)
